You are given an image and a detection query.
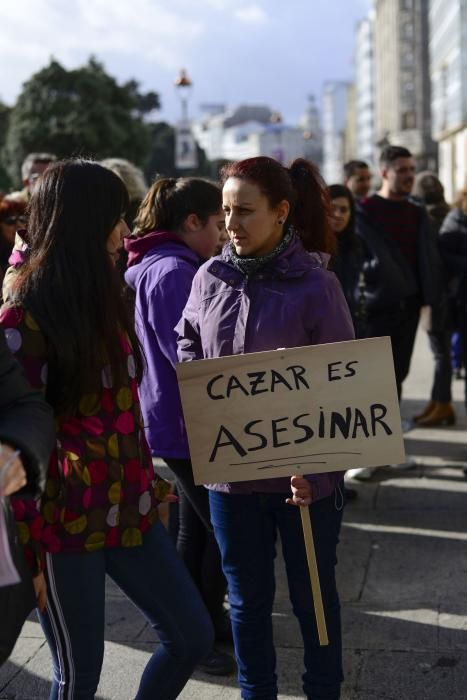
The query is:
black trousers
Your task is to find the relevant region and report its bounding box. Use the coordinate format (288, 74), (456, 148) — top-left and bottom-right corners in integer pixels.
(366, 298), (421, 400)
(427, 330), (452, 402)
(162, 457), (227, 628)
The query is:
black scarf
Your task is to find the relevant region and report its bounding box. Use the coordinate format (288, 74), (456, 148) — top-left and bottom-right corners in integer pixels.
(227, 228), (295, 277)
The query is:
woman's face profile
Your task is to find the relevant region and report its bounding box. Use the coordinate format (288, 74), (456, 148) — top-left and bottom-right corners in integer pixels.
(222, 178), (288, 258)
(107, 218), (129, 265)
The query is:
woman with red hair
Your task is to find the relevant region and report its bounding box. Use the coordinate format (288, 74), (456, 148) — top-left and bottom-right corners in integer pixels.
(177, 156), (354, 699)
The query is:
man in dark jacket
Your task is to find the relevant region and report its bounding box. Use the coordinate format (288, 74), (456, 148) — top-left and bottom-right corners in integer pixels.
(356, 145), (441, 400)
(0, 326), (55, 665)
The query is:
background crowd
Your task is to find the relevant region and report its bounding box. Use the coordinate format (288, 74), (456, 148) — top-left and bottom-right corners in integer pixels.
(0, 145), (466, 700)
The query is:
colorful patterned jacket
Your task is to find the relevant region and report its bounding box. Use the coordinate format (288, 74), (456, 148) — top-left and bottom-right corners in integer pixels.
(0, 305), (169, 574)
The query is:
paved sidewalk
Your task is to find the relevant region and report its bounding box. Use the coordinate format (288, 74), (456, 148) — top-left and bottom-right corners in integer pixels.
(1, 329), (467, 699)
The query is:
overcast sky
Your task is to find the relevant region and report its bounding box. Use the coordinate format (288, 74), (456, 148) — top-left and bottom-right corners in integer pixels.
(1, 0), (371, 125)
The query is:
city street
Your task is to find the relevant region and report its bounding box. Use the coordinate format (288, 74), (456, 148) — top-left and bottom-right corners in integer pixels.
(1, 329), (466, 700)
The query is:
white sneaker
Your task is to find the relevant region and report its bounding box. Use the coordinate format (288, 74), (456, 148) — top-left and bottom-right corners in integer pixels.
(346, 466), (377, 481)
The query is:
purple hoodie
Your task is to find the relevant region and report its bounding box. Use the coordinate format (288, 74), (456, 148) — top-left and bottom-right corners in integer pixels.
(176, 235), (355, 500)
(125, 232), (201, 458)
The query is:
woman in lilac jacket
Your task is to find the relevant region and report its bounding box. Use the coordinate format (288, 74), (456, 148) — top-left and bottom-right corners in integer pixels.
(125, 177), (234, 675)
(177, 157), (355, 700)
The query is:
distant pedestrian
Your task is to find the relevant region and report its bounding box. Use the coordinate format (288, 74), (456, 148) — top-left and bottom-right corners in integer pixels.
(0, 159), (213, 699)
(412, 172), (455, 426)
(328, 183), (367, 500)
(9, 152), (56, 203)
(343, 160), (372, 201)
(328, 184), (367, 338)
(439, 187), (467, 412)
(125, 176), (235, 676)
(350, 146), (443, 480)
(356, 146), (441, 400)
(177, 156), (354, 700)
(100, 157), (148, 229)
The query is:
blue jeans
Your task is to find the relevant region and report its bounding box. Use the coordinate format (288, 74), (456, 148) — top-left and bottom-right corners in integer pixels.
(39, 520), (214, 700)
(209, 489), (344, 700)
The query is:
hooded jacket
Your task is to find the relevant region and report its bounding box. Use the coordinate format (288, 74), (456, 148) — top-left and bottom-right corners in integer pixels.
(125, 232), (201, 459)
(176, 234), (355, 500)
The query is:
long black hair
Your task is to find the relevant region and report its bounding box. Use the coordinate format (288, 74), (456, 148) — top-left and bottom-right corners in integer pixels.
(13, 159), (144, 414)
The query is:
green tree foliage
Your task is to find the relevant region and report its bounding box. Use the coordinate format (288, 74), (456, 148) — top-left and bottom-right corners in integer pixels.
(0, 102), (12, 190)
(3, 58), (159, 184)
(145, 122), (178, 180)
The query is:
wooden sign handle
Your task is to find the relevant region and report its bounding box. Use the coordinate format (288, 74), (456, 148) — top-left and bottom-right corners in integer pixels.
(300, 506), (329, 646)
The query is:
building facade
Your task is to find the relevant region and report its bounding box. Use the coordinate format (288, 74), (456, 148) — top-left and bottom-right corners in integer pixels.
(322, 81), (350, 184)
(298, 94), (323, 166)
(430, 0), (467, 201)
(355, 12), (376, 166)
(375, 0), (436, 169)
(192, 105), (308, 164)
(343, 84), (358, 165)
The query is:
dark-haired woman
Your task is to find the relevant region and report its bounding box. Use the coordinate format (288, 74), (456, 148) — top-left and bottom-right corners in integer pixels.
(328, 185), (368, 495)
(125, 176), (234, 675)
(177, 157), (355, 700)
(0, 160), (213, 699)
(328, 185), (367, 338)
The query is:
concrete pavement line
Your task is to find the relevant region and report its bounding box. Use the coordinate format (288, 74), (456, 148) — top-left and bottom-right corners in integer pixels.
(405, 430), (467, 444)
(344, 522), (467, 541)
(378, 479), (467, 494)
(366, 608), (467, 631)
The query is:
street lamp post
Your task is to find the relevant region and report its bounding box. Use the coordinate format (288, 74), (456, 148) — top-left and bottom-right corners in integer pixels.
(174, 69), (198, 170)
(270, 111), (284, 164)
(174, 68), (192, 121)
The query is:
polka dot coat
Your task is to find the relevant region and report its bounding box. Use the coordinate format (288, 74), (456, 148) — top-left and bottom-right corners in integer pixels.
(0, 306), (170, 574)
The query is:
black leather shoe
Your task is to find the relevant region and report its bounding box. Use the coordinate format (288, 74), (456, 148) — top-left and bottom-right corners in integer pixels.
(197, 648), (236, 676)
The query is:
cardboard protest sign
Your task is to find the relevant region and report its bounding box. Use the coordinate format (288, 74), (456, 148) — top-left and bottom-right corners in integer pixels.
(176, 337), (405, 485)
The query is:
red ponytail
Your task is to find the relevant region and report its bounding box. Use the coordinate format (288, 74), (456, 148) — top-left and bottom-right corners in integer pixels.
(288, 159), (335, 255)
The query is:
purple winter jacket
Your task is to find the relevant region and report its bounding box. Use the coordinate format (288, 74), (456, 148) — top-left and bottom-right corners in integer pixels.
(125, 238), (201, 458)
(176, 235), (356, 500)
